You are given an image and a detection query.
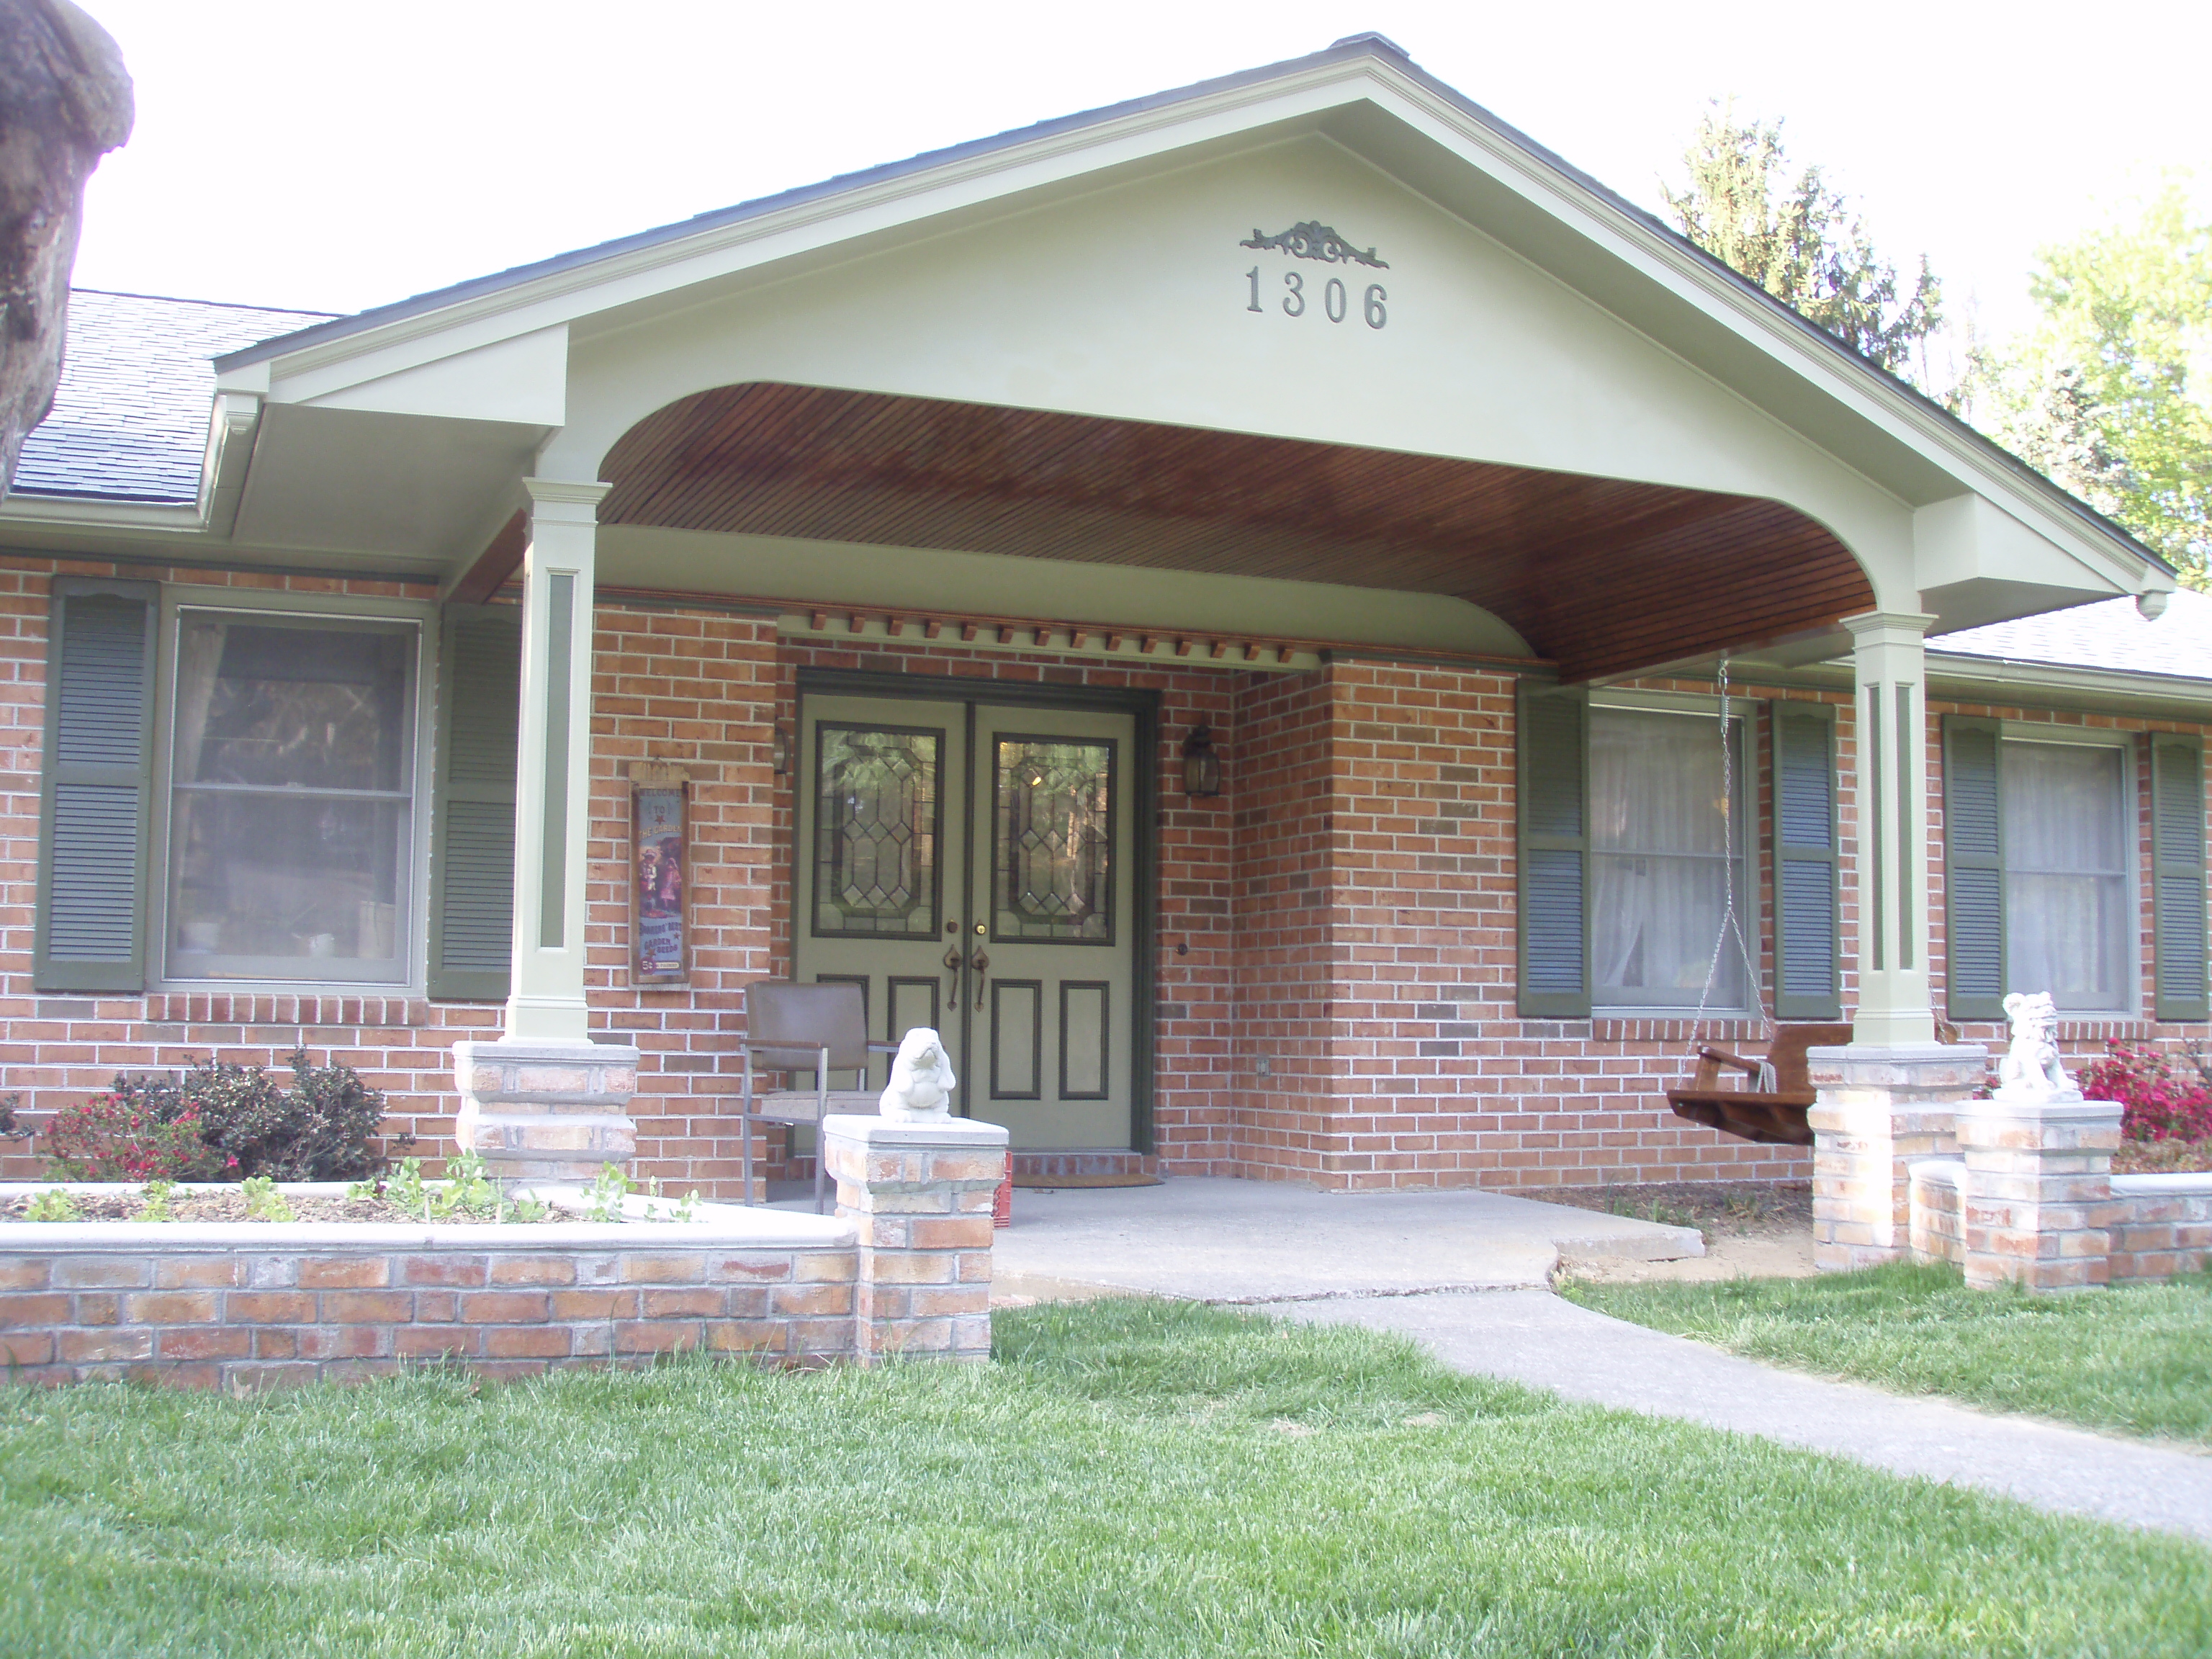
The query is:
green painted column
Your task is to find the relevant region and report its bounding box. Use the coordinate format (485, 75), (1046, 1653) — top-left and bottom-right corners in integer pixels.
(505, 477), (608, 1043)
(1843, 610), (1939, 1050)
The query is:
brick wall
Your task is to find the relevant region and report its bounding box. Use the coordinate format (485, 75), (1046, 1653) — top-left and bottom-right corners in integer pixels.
(4, 548), (2207, 1200)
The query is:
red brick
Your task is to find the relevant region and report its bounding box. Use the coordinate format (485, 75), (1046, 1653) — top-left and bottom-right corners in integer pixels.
(121, 1292), (217, 1324)
(156, 1326), (252, 1361)
(400, 1256), (487, 1287)
(323, 1292), (413, 1323)
(484, 1326), (574, 1359)
(224, 1292), (315, 1324)
(300, 1257), (392, 1290)
(613, 1321), (700, 1354)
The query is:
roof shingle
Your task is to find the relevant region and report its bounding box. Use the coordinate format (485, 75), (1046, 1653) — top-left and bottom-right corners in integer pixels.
(1931, 590), (2212, 680)
(9, 289), (335, 504)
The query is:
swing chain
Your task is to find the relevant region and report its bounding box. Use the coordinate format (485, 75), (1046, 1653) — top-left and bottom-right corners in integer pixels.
(1689, 656), (1771, 1074)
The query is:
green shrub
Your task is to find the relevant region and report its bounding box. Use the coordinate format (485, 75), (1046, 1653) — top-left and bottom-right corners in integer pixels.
(42, 1094), (231, 1182)
(86, 1050), (408, 1183)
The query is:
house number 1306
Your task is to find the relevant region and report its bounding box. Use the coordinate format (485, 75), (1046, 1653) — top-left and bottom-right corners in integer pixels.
(1247, 268), (1387, 328)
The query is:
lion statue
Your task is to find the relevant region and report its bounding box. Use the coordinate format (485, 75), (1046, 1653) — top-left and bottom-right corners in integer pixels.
(879, 1027), (956, 1122)
(1997, 991), (2076, 1102)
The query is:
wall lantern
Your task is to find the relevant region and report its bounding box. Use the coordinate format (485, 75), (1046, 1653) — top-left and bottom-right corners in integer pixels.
(1182, 725), (1223, 798)
(771, 724), (791, 775)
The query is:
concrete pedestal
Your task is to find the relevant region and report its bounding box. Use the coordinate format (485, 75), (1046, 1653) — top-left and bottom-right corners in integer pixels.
(823, 1113), (1009, 1363)
(1809, 1043), (1982, 1272)
(451, 1039), (640, 1185)
(1958, 1096), (2123, 1291)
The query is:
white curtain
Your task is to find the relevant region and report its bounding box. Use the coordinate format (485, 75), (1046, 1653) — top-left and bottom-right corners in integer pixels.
(1591, 709), (1746, 1007)
(2005, 741), (2128, 1011)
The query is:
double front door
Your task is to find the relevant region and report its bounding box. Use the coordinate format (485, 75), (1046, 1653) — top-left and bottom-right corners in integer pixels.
(796, 691), (1138, 1150)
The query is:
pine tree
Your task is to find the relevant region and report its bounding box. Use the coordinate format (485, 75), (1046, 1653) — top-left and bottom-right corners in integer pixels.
(1663, 102), (1941, 379)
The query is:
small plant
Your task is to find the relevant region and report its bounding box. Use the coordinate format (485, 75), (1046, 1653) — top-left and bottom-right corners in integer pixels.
(23, 1188), (81, 1221)
(584, 1164), (632, 1223)
(92, 1049), (409, 1183)
(42, 1094), (230, 1182)
(240, 1176), (295, 1223)
(140, 1179), (177, 1222)
(2076, 1043), (2212, 1143)
(668, 1190), (702, 1223)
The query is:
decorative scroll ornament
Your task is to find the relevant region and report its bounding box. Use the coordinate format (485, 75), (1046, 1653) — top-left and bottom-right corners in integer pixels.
(1240, 221), (1388, 269)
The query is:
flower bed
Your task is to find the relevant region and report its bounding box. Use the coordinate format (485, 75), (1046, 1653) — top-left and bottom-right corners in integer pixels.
(0, 1115), (1006, 1389)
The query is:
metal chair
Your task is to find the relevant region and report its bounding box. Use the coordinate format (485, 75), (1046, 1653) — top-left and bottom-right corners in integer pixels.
(738, 980), (897, 1213)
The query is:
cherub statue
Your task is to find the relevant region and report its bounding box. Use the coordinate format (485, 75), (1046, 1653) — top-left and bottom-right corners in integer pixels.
(1996, 991), (2076, 1102)
(879, 1027), (956, 1122)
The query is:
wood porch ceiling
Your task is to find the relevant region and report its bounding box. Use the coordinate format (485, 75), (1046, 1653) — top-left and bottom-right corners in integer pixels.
(598, 383), (1875, 683)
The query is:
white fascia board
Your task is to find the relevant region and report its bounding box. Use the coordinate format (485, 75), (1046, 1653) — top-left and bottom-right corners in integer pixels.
(230, 52), (2153, 597)
(1925, 649), (2212, 714)
(0, 390), (264, 539)
(279, 323), (568, 426)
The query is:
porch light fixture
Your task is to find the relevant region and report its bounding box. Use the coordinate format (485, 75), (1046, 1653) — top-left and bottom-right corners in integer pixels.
(771, 724), (791, 775)
(1182, 725), (1222, 798)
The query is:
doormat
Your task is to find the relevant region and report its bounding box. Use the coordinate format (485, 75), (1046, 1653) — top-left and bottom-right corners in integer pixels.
(1010, 1173), (1164, 1190)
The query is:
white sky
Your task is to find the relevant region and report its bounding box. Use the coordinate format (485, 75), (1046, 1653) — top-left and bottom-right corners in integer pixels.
(69, 0), (2211, 350)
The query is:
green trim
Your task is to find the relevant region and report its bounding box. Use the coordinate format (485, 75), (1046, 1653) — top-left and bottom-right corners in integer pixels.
(1941, 715), (2006, 1022)
(2150, 732), (2209, 1023)
(427, 604), (521, 1001)
(1516, 680), (1591, 1019)
(1771, 700), (1842, 1020)
(34, 578), (158, 993)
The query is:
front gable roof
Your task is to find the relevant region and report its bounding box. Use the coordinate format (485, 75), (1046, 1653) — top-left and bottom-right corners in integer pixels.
(202, 34), (2166, 605)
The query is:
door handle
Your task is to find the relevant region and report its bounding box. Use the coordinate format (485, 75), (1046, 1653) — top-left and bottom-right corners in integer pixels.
(943, 946), (963, 1004)
(970, 946), (989, 1012)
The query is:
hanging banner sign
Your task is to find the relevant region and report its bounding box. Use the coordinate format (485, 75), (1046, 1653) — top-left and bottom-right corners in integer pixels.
(629, 764), (691, 987)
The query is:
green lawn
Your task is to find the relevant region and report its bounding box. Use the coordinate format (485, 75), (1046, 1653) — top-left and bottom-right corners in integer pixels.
(2, 1300), (2206, 1657)
(1565, 1261), (2212, 1444)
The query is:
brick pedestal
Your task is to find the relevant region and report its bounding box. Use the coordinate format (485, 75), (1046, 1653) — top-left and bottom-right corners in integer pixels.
(822, 1114), (1009, 1363)
(1958, 1096), (2122, 1291)
(1809, 1043), (1982, 1272)
(451, 1040), (641, 1185)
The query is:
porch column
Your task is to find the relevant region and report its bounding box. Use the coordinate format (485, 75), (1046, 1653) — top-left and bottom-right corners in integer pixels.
(1843, 610), (1938, 1048)
(451, 475), (639, 1187)
(505, 477), (608, 1042)
(1809, 609), (1976, 1271)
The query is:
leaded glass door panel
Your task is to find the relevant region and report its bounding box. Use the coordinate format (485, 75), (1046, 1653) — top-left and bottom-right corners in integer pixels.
(794, 692), (1136, 1150)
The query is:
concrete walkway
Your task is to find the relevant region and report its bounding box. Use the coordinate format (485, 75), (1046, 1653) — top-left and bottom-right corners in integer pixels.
(994, 1179), (2212, 1547)
(994, 1176), (1701, 1300)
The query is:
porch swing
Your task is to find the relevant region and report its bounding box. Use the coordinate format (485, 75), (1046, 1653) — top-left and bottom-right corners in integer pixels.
(1663, 659), (1852, 1147)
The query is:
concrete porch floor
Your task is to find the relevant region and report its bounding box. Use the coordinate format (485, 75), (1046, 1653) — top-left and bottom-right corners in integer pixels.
(989, 1176), (1702, 1303)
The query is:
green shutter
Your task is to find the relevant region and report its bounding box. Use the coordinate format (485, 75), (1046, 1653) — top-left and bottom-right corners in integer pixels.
(2151, 732), (2208, 1023)
(1517, 680), (1590, 1018)
(34, 580), (158, 992)
(428, 604), (521, 999)
(1942, 715), (2005, 1021)
(1771, 700), (1841, 1020)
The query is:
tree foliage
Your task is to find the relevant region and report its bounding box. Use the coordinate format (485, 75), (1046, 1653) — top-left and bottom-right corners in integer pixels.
(1663, 102), (1941, 379)
(1992, 181), (2212, 584)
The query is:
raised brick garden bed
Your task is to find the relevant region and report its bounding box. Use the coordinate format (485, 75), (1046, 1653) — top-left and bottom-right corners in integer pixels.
(0, 1114), (1008, 1388)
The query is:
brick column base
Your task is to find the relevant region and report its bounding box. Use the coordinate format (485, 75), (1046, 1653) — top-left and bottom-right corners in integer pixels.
(1809, 1043), (1982, 1272)
(822, 1114), (1009, 1363)
(1959, 1097), (2122, 1291)
(451, 1039), (640, 1185)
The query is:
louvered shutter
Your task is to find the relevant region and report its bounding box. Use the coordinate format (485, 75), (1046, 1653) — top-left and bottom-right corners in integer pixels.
(1517, 681), (1590, 1018)
(1942, 716), (2005, 1020)
(428, 605), (521, 999)
(2151, 732), (2208, 1022)
(34, 580), (158, 992)
(1771, 701), (1841, 1019)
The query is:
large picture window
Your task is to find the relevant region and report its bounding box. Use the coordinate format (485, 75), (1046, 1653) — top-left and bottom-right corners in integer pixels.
(2002, 737), (2131, 1012)
(164, 612), (417, 982)
(1589, 705), (1752, 1010)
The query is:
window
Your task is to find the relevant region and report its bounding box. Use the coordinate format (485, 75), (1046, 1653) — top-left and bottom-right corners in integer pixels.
(2001, 737), (2131, 1013)
(163, 611), (418, 982)
(1588, 704), (1752, 1010)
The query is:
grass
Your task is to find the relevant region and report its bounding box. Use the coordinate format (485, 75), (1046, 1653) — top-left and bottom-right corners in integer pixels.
(1565, 1260), (2212, 1444)
(0, 1300), (2206, 1657)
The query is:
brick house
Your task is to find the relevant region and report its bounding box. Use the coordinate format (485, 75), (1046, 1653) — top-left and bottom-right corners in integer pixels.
(1, 37), (2198, 1198)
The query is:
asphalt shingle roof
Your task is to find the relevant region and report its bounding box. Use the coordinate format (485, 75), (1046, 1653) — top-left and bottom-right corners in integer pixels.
(10, 289), (336, 504)
(1931, 590), (2212, 680)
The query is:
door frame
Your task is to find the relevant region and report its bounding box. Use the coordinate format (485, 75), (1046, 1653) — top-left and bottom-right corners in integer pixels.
(793, 666), (1161, 1153)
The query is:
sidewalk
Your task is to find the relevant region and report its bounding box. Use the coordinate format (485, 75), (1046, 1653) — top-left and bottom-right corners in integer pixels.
(992, 1179), (2212, 1547)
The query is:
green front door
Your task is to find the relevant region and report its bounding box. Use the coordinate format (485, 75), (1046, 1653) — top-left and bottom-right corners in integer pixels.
(796, 691), (1138, 1151)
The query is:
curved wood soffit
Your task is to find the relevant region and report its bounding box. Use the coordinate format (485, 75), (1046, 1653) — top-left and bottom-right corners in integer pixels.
(599, 383), (1876, 683)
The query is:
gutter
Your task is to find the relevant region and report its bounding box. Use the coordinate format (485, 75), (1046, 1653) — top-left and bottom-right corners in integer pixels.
(0, 390), (263, 539)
